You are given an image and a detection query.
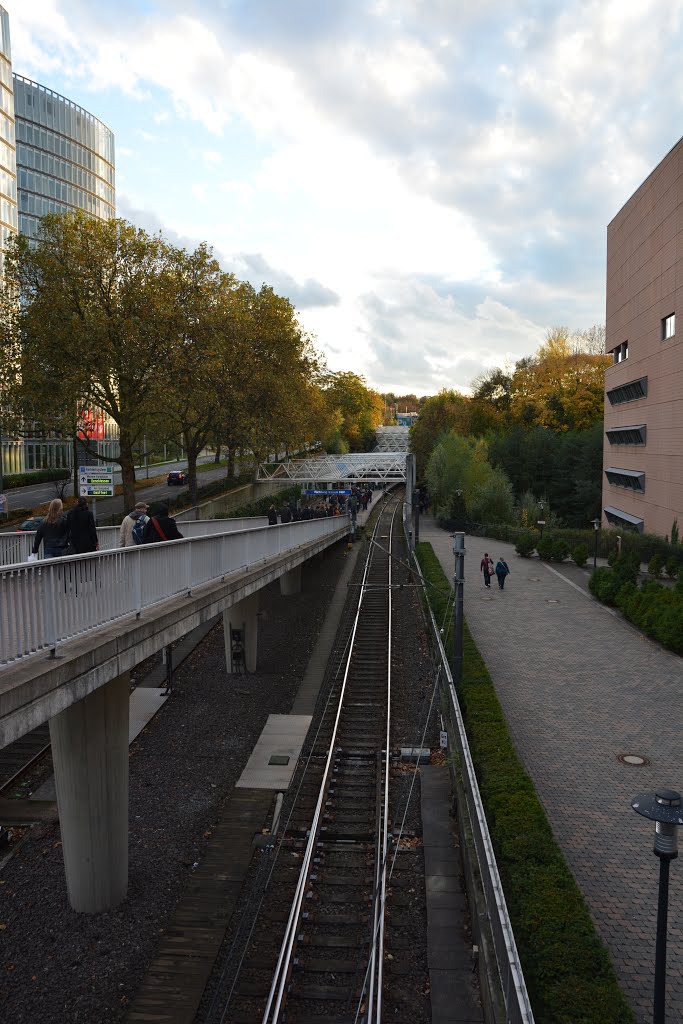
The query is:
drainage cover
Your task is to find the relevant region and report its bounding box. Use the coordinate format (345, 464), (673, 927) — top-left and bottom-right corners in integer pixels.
(269, 755), (290, 766)
(618, 753), (651, 767)
(546, 598), (560, 604)
(527, 577), (541, 582)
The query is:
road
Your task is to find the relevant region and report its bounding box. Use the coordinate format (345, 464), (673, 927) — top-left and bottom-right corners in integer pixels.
(0, 455), (231, 528)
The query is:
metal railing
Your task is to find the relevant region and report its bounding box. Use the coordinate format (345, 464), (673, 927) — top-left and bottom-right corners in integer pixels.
(411, 547), (535, 1024)
(0, 516), (271, 567)
(0, 516), (349, 667)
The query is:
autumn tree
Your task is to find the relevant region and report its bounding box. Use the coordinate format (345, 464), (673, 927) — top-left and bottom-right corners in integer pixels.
(1, 213), (184, 508)
(322, 372), (384, 452)
(409, 389), (469, 476)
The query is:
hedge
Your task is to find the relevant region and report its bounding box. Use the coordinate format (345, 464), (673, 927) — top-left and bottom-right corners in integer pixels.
(590, 560), (683, 655)
(457, 519), (683, 568)
(3, 468), (71, 489)
(416, 542), (634, 1024)
(219, 484), (301, 519)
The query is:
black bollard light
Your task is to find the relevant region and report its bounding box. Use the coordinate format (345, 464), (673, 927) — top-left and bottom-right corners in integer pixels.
(632, 789), (683, 1023)
(591, 516), (601, 569)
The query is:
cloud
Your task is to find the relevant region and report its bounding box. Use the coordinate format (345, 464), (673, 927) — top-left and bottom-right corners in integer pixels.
(8, 0), (683, 393)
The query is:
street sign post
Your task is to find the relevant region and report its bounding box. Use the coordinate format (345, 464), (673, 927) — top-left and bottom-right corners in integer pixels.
(78, 466), (115, 497)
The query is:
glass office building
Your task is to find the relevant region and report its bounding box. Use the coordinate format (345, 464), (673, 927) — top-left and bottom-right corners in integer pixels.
(0, 6), (17, 270)
(14, 75), (115, 241)
(0, 4), (118, 476)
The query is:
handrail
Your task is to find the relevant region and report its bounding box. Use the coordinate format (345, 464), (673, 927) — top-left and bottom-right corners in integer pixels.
(0, 516), (271, 567)
(0, 517), (349, 667)
(410, 542), (535, 1024)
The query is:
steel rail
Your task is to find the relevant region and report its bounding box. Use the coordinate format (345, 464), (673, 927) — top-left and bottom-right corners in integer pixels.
(260, 504), (391, 1023)
(366, 502), (396, 1023)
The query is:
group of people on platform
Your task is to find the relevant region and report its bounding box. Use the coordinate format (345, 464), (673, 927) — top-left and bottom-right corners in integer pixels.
(266, 486), (377, 526)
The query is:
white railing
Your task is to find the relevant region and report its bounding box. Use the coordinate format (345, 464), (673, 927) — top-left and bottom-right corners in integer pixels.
(0, 516), (271, 566)
(0, 516), (349, 667)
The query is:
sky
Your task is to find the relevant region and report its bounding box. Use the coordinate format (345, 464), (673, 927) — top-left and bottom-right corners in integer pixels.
(6, 0), (683, 395)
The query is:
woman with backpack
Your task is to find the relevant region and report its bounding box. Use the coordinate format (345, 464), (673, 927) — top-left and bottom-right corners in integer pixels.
(495, 557), (510, 590)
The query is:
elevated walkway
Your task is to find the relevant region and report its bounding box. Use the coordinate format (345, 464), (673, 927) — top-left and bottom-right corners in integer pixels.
(258, 452), (407, 483)
(374, 425), (410, 451)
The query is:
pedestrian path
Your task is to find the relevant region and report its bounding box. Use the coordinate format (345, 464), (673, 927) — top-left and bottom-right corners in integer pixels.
(421, 518), (683, 1024)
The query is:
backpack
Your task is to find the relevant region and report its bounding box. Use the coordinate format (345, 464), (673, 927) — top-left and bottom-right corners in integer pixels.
(131, 515), (149, 545)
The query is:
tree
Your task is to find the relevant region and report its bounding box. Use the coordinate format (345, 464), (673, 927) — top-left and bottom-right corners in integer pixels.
(2, 213), (183, 508)
(322, 372), (384, 452)
(425, 431), (515, 526)
(410, 389), (469, 476)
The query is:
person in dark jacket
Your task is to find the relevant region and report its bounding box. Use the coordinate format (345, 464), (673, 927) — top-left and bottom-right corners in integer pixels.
(66, 497), (99, 553)
(495, 557), (510, 590)
(144, 504), (184, 543)
(267, 504), (278, 526)
(33, 498), (69, 558)
(279, 502), (292, 523)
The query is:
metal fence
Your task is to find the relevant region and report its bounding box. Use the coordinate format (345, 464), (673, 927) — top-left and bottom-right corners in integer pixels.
(411, 547), (535, 1024)
(0, 516), (271, 567)
(0, 516), (349, 667)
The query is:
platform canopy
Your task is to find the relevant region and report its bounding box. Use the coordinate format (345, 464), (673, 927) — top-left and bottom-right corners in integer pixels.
(374, 426), (411, 452)
(258, 453), (408, 483)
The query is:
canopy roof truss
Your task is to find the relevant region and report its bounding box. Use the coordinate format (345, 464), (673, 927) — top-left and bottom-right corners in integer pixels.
(258, 453), (408, 483)
(374, 426), (411, 452)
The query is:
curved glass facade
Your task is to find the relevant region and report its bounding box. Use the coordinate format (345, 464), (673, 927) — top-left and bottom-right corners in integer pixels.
(0, 7), (17, 269)
(14, 75), (115, 241)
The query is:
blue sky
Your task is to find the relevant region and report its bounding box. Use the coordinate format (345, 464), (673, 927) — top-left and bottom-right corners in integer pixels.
(7, 0), (683, 394)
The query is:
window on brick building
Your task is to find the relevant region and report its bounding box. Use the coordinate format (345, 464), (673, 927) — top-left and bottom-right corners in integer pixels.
(662, 313), (675, 340)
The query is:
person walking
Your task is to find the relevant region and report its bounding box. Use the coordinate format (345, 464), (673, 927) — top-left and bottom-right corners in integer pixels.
(32, 498), (69, 559)
(66, 496), (98, 553)
(480, 552), (494, 588)
(119, 501), (150, 547)
(144, 504), (184, 543)
(267, 504), (278, 526)
(495, 556), (510, 590)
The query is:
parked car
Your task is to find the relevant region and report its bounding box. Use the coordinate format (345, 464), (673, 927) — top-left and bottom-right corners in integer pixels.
(166, 471), (187, 486)
(17, 516), (44, 532)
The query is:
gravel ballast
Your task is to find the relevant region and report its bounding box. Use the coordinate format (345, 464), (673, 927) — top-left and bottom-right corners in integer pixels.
(0, 542), (349, 1024)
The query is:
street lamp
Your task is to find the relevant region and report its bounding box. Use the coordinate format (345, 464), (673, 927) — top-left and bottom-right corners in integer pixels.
(591, 516), (601, 569)
(632, 789), (683, 1024)
(537, 499), (546, 540)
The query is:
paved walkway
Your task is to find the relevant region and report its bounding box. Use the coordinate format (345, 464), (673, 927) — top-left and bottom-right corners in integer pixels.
(421, 518), (683, 1024)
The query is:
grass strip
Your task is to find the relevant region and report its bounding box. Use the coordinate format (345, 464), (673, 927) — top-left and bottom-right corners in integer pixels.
(416, 541), (635, 1024)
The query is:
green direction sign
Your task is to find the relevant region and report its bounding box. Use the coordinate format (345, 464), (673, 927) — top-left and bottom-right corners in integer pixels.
(79, 465), (114, 497)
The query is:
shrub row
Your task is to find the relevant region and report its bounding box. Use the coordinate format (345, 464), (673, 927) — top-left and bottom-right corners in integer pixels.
(465, 519), (683, 568)
(221, 485), (302, 519)
(514, 532), (589, 567)
(163, 472), (254, 513)
(3, 468), (71, 489)
(590, 557), (683, 654)
(416, 542), (634, 1024)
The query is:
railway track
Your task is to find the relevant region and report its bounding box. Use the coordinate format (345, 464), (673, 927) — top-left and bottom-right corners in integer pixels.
(0, 723), (51, 798)
(217, 495), (404, 1024)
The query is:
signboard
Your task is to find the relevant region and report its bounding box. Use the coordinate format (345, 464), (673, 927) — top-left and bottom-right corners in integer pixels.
(305, 489), (352, 495)
(79, 465), (115, 497)
(439, 730), (448, 749)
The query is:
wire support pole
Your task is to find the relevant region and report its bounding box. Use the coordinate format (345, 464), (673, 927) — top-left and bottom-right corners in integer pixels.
(453, 531), (465, 690)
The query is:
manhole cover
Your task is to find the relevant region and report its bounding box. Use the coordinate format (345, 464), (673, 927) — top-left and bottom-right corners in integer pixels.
(617, 753), (651, 767)
(269, 755), (290, 766)
(527, 577), (541, 582)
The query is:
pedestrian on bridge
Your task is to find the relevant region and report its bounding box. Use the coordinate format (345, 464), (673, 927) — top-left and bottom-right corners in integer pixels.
(32, 498), (69, 559)
(267, 504), (278, 525)
(144, 504), (184, 543)
(119, 501), (150, 547)
(66, 497), (98, 554)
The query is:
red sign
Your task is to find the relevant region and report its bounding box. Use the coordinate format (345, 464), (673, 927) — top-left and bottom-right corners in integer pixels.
(78, 408), (106, 441)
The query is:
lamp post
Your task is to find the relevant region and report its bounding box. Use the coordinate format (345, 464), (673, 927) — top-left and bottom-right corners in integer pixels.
(452, 531), (465, 689)
(591, 516), (601, 569)
(537, 499), (546, 540)
(632, 789), (682, 1023)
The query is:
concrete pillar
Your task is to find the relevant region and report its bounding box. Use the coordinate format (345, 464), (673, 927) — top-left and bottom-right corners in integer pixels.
(224, 592), (259, 673)
(280, 564), (302, 595)
(49, 671), (130, 913)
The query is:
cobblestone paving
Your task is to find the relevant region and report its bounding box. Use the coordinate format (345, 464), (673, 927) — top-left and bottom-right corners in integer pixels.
(421, 519), (683, 1024)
